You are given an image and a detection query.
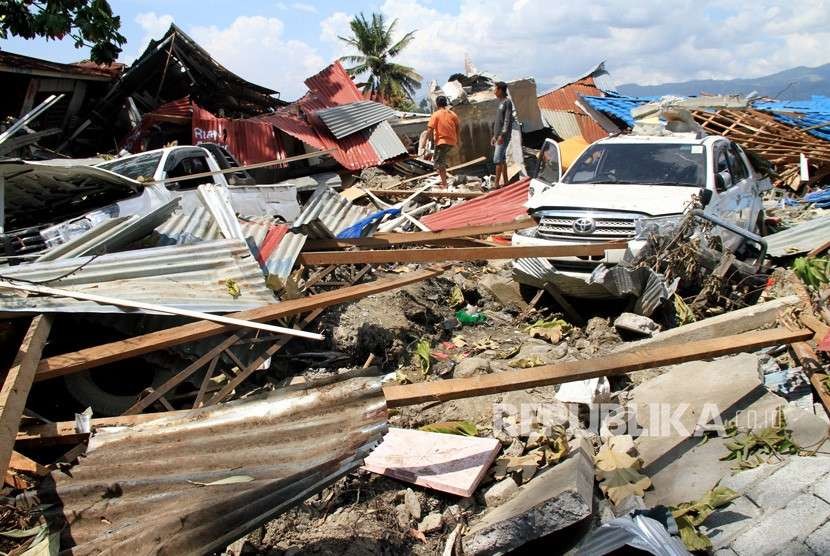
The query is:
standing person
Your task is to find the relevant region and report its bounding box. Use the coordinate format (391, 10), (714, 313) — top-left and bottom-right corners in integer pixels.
(427, 95), (460, 189)
(491, 81), (514, 188)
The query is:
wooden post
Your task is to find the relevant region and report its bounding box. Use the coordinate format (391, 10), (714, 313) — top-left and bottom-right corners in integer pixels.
(0, 315), (52, 476)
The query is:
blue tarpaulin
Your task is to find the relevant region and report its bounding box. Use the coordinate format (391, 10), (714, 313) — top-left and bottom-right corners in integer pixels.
(336, 208), (402, 239)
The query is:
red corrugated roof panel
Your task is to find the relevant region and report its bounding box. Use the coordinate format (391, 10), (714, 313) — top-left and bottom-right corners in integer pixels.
(538, 76), (608, 142)
(420, 178), (531, 231)
(192, 105), (285, 166)
(303, 61), (363, 108)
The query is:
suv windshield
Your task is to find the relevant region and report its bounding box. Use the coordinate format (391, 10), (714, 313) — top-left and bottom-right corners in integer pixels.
(562, 143), (706, 187)
(97, 153), (163, 181)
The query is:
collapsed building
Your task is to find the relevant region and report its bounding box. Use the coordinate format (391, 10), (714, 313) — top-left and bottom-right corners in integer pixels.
(0, 26), (829, 556)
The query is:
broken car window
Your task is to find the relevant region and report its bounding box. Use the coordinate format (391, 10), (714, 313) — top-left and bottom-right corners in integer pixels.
(727, 142), (750, 182)
(563, 143), (706, 187)
(165, 155), (212, 190)
(98, 153), (163, 182)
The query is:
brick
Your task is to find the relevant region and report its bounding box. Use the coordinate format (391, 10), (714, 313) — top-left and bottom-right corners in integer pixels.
(746, 457), (830, 510)
(718, 462), (786, 495)
(812, 471), (830, 503)
(731, 494), (830, 556)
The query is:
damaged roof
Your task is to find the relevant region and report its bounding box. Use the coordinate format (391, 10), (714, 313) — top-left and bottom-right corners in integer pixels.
(38, 376), (387, 555)
(0, 50), (123, 81)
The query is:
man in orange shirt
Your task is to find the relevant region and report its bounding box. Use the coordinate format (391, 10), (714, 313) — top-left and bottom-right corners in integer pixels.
(427, 95), (460, 189)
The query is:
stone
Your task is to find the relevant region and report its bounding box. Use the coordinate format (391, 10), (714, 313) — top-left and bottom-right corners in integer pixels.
(462, 437), (594, 555)
(613, 312), (660, 337)
(782, 406), (830, 452)
(730, 494), (830, 556)
(555, 377), (611, 404)
(419, 512), (444, 534)
(503, 437), (525, 457)
(484, 478), (520, 508)
(746, 456), (830, 510)
(806, 520), (830, 554)
(404, 488), (421, 520)
(454, 357), (491, 378)
(633, 353), (786, 506)
(442, 505), (462, 527)
(703, 495), (761, 549)
(525, 430), (545, 450)
(395, 503), (411, 529)
(478, 275), (528, 312)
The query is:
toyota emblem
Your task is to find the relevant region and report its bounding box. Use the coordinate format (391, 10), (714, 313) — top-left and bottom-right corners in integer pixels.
(572, 217), (596, 235)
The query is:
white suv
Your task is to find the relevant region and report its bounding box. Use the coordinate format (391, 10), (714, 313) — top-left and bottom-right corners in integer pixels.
(512, 132), (771, 296)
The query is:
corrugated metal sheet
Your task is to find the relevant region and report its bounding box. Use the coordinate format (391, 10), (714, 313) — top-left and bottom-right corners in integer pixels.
(755, 96), (830, 141)
(420, 178), (531, 231)
(36, 199), (180, 261)
(197, 184), (247, 242)
(364, 120), (407, 161)
(38, 375), (388, 555)
(153, 207), (275, 247)
(265, 231), (308, 289)
(540, 109), (583, 139)
(0, 239), (276, 314)
(537, 76), (609, 143)
(292, 186), (373, 238)
(765, 214), (830, 258)
(304, 61), (363, 107)
(0, 159), (141, 229)
(192, 104), (286, 166)
(582, 94), (652, 127)
(315, 101), (396, 138)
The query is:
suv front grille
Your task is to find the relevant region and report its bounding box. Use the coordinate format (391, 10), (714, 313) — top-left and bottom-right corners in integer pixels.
(537, 211), (640, 240)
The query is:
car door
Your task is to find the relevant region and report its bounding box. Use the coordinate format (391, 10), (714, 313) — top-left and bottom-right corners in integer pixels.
(725, 141), (756, 231)
(708, 141), (744, 251)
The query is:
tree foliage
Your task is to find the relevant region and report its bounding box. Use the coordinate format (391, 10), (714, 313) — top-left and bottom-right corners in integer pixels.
(0, 0), (126, 64)
(338, 12), (422, 110)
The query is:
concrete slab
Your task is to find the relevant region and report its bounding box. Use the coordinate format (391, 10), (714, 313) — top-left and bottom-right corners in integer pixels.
(632, 354), (785, 506)
(462, 438), (594, 555)
(362, 427), (500, 497)
(730, 493), (830, 556)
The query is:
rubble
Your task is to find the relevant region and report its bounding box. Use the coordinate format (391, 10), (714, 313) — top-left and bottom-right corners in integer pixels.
(0, 20), (829, 556)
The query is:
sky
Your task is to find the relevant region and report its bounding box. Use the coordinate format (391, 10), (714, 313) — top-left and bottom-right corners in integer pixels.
(2, 0), (829, 101)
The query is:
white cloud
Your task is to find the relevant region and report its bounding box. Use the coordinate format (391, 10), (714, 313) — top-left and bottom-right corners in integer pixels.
(189, 16), (325, 100)
(291, 3), (318, 14)
(126, 12), (175, 62)
(359, 0), (830, 93)
(320, 11), (353, 57)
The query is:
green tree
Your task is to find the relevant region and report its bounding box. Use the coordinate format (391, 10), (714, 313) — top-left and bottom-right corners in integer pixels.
(0, 0), (126, 64)
(339, 12), (422, 110)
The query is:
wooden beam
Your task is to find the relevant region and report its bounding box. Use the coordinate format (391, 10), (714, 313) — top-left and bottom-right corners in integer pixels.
(790, 341), (830, 418)
(299, 242), (625, 266)
(366, 189), (484, 199)
(8, 450), (48, 476)
(383, 327), (813, 407)
(0, 315), (52, 477)
(35, 267), (445, 380)
(0, 280), (324, 341)
(304, 219), (533, 251)
(396, 156), (487, 186)
(17, 410), (186, 445)
(803, 314), (830, 344)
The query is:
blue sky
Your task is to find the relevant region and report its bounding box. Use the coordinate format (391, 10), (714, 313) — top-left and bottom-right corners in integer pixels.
(2, 0), (829, 100)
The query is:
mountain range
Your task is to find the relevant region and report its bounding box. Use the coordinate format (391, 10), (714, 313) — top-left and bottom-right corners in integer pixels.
(617, 63), (830, 100)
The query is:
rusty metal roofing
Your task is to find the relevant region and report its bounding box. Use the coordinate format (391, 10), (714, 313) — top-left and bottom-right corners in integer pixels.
(0, 159), (141, 230)
(314, 101), (397, 138)
(537, 76), (609, 143)
(0, 239), (276, 314)
(765, 214), (830, 258)
(292, 186), (373, 238)
(38, 375), (388, 555)
(304, 61), (363, 107)
(420, 178), (531, 231)
(192, 104), (287, 166)
(36, 199), (180, 262)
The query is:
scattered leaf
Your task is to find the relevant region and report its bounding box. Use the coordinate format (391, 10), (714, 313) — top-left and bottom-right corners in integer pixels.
(187, 475), (255, 486)
(19, 525), (58, 556)
(510, 356), (545, 368)
(492, 452), (543, 484)
(670, 486), (738, 551)
(414, 339), (432, 374)
(674, 294), (696, 325)
(720, 408), (798, 470)
(449, 286), (465, 308)
(1, 525), (44, 538)
(524, 318), (571, 343)
(225, 279), (241, 299)
(495, 344), (521, 360)
(595, 441), (652, 505)
(420, 421), (478, 436)
(793, 256), (830, 290)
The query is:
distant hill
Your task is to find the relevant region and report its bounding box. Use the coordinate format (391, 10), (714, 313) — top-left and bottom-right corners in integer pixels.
(617, 63), (830, 100)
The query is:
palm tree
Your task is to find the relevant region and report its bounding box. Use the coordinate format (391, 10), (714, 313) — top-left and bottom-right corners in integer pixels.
(339, 13), (422, 109)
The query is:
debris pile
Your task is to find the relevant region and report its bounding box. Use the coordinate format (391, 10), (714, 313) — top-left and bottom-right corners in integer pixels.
(1, 27), (830, 556)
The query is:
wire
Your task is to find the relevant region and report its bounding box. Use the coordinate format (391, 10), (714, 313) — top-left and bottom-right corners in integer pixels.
(0, 251), (107, 286)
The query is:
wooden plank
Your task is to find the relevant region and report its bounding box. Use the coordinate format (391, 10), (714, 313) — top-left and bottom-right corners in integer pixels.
(17, 411), (187, 445)
(36, 267), (445, 380)
(299, 242), (625, 266)
(366, 189), (484, 199)
(396, 156), (487, 186)
(790, 341), (830, 418)
(0, 315), (52, 477)
(361, 427), (501, 497)
(193, 356), (220, 409)
(8, 450), (48, 476)
(0, 280), (324, 342)
(304, 219), (533, 251)
(383, 327), (813, 407)
(803, 314), (830, 343)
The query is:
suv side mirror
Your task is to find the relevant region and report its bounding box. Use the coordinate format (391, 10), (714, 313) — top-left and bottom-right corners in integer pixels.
(715, 170), (731, 192)
(699, 188), (713, 207)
